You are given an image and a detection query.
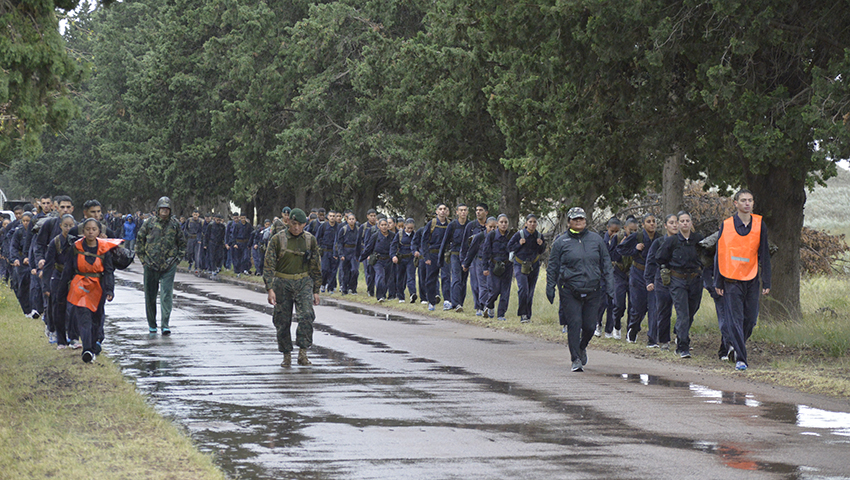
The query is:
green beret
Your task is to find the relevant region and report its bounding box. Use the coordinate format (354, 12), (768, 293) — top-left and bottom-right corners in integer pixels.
(282, 206), (291, 214)
(290, 208), (308, 224)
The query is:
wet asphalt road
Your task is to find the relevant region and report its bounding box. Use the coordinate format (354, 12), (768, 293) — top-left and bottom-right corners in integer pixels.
(105, 266), (850, 479)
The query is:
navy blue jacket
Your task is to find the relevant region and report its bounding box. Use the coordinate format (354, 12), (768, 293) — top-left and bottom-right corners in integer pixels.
(482, 228), (511, 268)
(419, 218), (449, 262)
(390, 229), (415, 258)
(360, 231), (394, 262)
(335, 223), (362, 259)
(507, 228), (546, 265)
(316, 222), (340, 250)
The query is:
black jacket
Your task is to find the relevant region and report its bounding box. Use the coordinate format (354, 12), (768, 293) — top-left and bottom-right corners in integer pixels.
(546, 229), (615, 301)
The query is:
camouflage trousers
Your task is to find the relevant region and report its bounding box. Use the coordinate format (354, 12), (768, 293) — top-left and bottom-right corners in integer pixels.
(270, 276), (315, 354)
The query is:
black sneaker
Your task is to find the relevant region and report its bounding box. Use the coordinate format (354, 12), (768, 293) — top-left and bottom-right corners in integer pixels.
(627, 329), (637, 343)
(571, 360), (583, 372)
(82, 351), (95, 363)
(579, 348), (588, 366)
(162, 328), (171, 336)
(680, 350), (691, 359)
(727, 346), (736, 363)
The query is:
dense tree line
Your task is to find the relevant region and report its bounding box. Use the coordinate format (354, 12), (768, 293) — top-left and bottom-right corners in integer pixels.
(4, 0), (850, 318)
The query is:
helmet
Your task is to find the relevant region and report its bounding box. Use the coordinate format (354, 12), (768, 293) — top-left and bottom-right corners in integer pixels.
(156, 196), (172, 210)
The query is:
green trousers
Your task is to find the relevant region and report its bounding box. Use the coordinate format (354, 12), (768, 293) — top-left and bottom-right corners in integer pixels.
(270, 276), (315, 353)
(143, 265), (177, 329)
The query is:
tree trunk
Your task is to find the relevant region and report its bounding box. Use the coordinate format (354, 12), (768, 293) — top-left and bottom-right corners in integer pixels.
(663, 146), (685, 216)
(407, 194), (427, 227)
(306, 188), (324, 211)
(746, 166), (804, 320)
(499, 169), (520, 229)
(579, 185), (598, 226)
(294, 186), (307, 212)
(354, 180), (379, 221)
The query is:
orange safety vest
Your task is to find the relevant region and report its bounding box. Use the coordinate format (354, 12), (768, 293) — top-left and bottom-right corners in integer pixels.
(67, 238), (124, 312)
(717, 214), (762, 281)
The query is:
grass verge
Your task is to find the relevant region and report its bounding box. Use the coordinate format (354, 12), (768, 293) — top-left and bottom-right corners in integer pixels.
(189, 261), (850, 398)
(0, 284), (225, 480)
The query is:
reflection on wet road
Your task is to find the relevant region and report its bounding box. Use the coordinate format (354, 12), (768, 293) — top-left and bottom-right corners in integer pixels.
(105, 270), (850, 479)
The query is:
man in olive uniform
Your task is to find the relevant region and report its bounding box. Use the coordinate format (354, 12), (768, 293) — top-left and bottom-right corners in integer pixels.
(135, 196), (188, 335)
(264, 208), (321, 367)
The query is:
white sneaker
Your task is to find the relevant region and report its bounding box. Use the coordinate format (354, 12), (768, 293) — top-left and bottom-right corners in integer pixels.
(613, 329), (622, 340)
(399, 299), (406, 303)
(443, 300), (452, 311)
(594, 325), (602, 337)
(604, 332), (614, 339)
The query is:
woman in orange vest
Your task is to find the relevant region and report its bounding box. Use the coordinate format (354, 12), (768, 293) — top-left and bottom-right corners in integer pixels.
(61, 218), (124, 363)
(714, 189), (771, 371)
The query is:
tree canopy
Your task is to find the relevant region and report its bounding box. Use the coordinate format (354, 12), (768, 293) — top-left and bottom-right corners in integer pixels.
(4, 0), (850, 318)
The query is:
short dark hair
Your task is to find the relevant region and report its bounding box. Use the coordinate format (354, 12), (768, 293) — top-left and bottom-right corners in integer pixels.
(12, 205), (23, 212)
(40, 194), (51, 200)
(457, 203), (467, 209)
(734, 189), (753, 201)
(318, 208), (326, 214)
(367, 209), (377, 215)
(476, 203), (489, 212)
(607, 217), (622, 227)
(83, 199), (101, 210)
(53, 195), (72, 205)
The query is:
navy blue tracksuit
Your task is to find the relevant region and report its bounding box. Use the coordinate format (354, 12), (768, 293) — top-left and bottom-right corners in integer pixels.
(360, 223), (378, 295)
(317, 221), (341, 291)
(440, 219), (470, 308)
(335, 224), (362, 294)
(419, 218), (450, 305)
(508, 228), (546, 320)
(644, 236), (672, 345)
(461, 220), (488, 311)
(656, 232), (705, 354)
(360, 230), (395, 300)
(607, 233), (629, 334)
(617, 229), (659, 340)
(482, 228), (512, 317)
(391, 229), (416, 300)
(462, 228), (489, 312)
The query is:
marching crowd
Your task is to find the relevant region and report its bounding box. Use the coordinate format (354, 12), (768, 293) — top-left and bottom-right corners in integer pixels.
(1, 190), (770, 373)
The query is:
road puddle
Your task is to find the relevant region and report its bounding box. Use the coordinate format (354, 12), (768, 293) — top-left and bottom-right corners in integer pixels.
(615, 374), (850, 442)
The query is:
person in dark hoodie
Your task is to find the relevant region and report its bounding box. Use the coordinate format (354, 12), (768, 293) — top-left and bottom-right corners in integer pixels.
(546, 207), (615, 373)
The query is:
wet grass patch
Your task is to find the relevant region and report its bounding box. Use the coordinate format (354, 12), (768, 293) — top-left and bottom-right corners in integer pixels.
(0, 284), (225, 480)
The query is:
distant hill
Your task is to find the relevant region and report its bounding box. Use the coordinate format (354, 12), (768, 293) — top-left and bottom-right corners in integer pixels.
(804, 167), (850, 235)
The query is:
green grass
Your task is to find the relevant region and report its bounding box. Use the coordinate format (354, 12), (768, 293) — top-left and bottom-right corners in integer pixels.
(805, 166), (850, 236)
(0, 284), (225, 480)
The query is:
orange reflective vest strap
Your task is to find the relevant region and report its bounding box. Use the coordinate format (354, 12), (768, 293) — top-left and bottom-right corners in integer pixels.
(717, 214), (762, 281)
(67, 238), (123, 312)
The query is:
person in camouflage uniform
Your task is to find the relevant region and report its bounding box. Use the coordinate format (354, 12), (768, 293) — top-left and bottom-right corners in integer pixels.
(135, 196), (187, 335)
(263, 208), (321, 367)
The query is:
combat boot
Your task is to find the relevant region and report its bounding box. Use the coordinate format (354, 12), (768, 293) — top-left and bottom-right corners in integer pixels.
(298, 348), (312, 366)
(281, 352), (292, 367)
